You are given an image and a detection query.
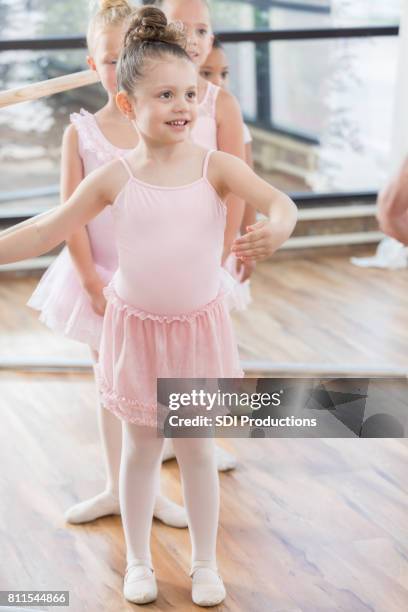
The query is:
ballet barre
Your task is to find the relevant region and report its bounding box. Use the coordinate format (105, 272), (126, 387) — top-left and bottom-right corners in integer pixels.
(0, 359), (406, 378)
(0, 69), (100, 109)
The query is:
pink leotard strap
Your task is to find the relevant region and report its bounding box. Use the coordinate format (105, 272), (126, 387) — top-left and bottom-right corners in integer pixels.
(202, 149), (216, 179)
(118, 150), (215, 182)
(118, 156), (134, 179)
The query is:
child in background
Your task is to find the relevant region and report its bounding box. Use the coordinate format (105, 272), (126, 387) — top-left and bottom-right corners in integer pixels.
(201, 34), (256, 302)
(28, 0), (187, 528)
(0, 6), (297, 605)
(200, 36), (254, 154)
(159, 0), (247, 261)
(159, 0), (250, 470)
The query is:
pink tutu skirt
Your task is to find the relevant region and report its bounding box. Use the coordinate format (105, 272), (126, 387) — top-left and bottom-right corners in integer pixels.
(97, 282), (244, 427)
(27, 247), (114, 351)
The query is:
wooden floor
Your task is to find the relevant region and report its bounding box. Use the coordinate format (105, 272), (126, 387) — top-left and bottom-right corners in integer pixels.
(2, 246), (408, 368)
(1, 247), (408, 611)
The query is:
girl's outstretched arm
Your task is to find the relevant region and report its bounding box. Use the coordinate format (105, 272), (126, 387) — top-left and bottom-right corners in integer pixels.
(216, 89), (246, 261)
(209, 151), (297, 260)
(0, 163), (118, 265)
(1, 126), (85, 240)
(0, 209), (58, 238)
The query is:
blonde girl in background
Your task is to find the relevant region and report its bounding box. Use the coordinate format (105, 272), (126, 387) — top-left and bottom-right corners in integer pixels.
(28, 0), (187, 528)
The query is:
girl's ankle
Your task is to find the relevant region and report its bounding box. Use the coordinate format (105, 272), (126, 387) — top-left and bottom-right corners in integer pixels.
(190, 560), (219, 576)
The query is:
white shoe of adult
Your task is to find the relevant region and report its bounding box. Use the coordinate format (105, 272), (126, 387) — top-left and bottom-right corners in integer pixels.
(191, 564), (226, 607)
(123, 560), (158, 604)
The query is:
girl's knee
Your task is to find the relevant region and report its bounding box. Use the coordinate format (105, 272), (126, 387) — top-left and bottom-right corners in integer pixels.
(122, 425), (163, 467)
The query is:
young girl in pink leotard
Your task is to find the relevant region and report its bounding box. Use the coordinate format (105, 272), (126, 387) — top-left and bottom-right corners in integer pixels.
(1, 7), (297, 605)
(28, 1), (242, 527)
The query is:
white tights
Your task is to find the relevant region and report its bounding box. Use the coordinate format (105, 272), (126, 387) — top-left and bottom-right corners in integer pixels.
(90, 349), (220, 568)
(121, 423), (219, 570)
(91, 352), (122, 496)
(91, 350), (172, 500)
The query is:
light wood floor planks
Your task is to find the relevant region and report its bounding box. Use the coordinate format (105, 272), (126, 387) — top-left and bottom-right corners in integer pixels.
(2, 246), (408, 367)
(1, 248), (408, 610)
(0, 373), (407, 611)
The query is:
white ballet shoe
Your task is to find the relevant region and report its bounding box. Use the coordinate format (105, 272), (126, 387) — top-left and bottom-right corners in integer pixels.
(161, 438), (176, 462)
(65, 490), (187, 529)
(124, 560), (158, 604)
(65, 491), (120, 524)
(190, 565), (226, 607)
(216, 445), (237, 472)
(162, 441), (237, 471)
(153, 495), (188, 528)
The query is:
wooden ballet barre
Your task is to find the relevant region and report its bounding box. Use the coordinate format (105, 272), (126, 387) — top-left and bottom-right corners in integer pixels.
(0, 69), (100, 109)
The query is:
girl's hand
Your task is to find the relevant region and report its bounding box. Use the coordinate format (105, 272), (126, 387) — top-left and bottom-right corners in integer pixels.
(208, 151), (297, 256)
(231, 220), (283, 262)
(84, 276), (107, 316)
(235, 224), (257, 278)
(235, 247), (256, 282)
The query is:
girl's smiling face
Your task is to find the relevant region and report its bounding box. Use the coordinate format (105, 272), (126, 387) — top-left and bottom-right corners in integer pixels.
(87, 25), (127, 95)
(118, 56), (198, 145)
(161, 0), (214, 67)
(200, 46), (229, 88)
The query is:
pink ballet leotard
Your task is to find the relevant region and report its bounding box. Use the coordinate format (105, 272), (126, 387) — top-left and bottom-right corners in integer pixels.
(28, 87), (249, 351)
(97, 150), (243, 426)
(27, 109), (132, 350)
(191, 80), (219, 149)
(192, 81), (252, 311)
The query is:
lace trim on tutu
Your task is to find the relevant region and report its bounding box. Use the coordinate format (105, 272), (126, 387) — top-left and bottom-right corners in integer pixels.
(103, 282), (232, 323)
(98, 367), (245, 426)
(97, 372), (158, 426)
(70, 108), (122, 164)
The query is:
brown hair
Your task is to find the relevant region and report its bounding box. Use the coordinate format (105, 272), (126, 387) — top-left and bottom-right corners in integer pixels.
(116, 5), (190, 95)
(87, 0), (134, 52)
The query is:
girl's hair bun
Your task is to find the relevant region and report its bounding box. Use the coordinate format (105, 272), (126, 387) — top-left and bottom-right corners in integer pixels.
(117, 5), (190, 95)
(124, 5), (186, 48)
(87, 0), (133, 51)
